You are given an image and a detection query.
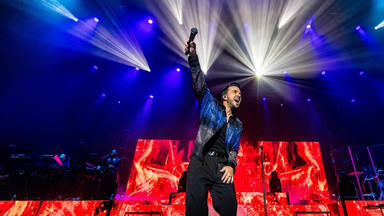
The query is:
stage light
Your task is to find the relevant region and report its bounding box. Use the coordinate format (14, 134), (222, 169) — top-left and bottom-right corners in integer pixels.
(262, 97), (267, 102)
(135, 67), (140, 71)
(139, 17), (155, 33)
(360, 71), (365, 76)
(374, 20), (384, 30)
(283, 71), (288, 75)
(3, 1), (150, 72)
(143, 0), (358, 96)
(118, 101), (121, 104)
(222, 0), (341, 87)
(68, 3), (150, 72)
(41, 0), (79, 22)
(307, 98), (312, 102)
(101, 93), (106, 97)
(351, 98), (356, 103)
(145, 0), (226, 74)
(176, 68), (181, 72)
(278, 0), (312, 28)
(255, 71), (263, 78)
(150, 0), (183, 25)
(149, 95), (154, 99)
(304, 19), (313, 35)
(321, 71), (326, 75)
(92, 65), (98, 71)
(355, 25), (366, 36)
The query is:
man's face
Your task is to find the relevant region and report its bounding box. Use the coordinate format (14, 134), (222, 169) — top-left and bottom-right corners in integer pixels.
(225, 86), (242, 109)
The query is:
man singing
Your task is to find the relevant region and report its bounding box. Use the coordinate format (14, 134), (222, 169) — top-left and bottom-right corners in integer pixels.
(185, 41), (243, 216)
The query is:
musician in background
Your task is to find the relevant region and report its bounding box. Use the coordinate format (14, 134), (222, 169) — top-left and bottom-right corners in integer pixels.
(100, 149), (121, 200)
(105, 149), (121, 171)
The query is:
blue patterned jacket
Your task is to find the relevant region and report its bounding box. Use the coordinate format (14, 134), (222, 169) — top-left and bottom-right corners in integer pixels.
(188, 55), (243, 170)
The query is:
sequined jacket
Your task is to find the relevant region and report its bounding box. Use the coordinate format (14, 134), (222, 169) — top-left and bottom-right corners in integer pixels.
(188, 55), (243, 170)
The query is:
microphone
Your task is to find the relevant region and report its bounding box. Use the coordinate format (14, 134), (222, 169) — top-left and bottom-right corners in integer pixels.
(185, 27), (198, 55)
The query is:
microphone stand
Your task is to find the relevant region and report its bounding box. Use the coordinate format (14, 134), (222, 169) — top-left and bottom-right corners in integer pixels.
(260, 145), (267, 216)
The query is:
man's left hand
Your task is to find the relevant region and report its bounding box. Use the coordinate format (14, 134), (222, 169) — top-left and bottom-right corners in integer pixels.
(220, 166), (234, 184)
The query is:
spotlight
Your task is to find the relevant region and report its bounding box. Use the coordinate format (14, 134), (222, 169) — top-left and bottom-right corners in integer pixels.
(262, 97), (267, 102)
(41, 0), (78, 22)
(351, 98), (356, 103)
(92, 65), (98, 71)
(278, 2), (310, 28)
(135, 67), (140, 71)
(147, 19), (153, 24)
(117, 101), (121, 104)
(307, 98), (311, 102)
(321, 71), (326, 75)
(146, 0), (224, 74)
(355, 25), (366, 36)
(255, 71), (262, 78)
(101, 93), (106, 97)
(41, 1), (150, 72)
(359, 71), (365, 76)
(283, 71), (288, 75)
(374, 21), (384, 30)
(149, 95), (154, 99)
(306, 24), (311, 29)
(280, 104), (284, 107)
(176, 68), (181, 72)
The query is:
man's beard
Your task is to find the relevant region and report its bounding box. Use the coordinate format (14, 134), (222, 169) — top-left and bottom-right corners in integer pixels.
(229, 98), (239, 109)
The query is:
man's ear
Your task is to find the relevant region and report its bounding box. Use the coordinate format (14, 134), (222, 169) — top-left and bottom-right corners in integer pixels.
(222, 95), (228, 101)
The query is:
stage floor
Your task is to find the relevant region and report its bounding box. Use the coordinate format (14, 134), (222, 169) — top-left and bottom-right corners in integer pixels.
(1, 200), (383, 215)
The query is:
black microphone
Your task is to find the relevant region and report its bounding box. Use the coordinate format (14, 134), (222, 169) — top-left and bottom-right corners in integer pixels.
(185, 27), (198, 55)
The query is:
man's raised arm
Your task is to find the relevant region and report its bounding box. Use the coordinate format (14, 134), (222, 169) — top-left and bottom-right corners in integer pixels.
(185, 42), (207, 100)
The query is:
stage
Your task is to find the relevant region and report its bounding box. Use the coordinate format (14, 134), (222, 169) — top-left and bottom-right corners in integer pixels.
(1, 0), (384, 215)
(1, 200), (384, 215)
(2, 140), (384, 215)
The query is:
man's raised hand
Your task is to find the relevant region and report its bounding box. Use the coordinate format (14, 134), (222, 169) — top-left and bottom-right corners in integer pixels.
(185, 41), (196, 56)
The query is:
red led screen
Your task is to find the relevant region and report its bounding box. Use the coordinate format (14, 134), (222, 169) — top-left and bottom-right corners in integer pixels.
(124, 140), (329, 203)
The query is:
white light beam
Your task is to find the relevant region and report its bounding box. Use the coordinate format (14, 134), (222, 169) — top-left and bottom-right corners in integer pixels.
(41, 0), (78, 22)
(145, 0), (227, 74)
(375, 20), (384, 30)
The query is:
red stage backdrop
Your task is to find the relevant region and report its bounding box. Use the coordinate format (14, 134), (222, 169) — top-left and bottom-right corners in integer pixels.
(123, 140), (329, 203)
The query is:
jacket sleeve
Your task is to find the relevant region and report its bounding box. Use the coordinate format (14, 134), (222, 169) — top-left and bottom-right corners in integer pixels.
(228, 127), (243, 171)
(188, 55), (207, 100)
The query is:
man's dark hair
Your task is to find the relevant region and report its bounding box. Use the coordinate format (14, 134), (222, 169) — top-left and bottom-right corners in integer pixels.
(221, 82), (241, 97)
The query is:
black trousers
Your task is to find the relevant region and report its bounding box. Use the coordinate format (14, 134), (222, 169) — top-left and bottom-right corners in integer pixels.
(185, 155), (237, 216)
